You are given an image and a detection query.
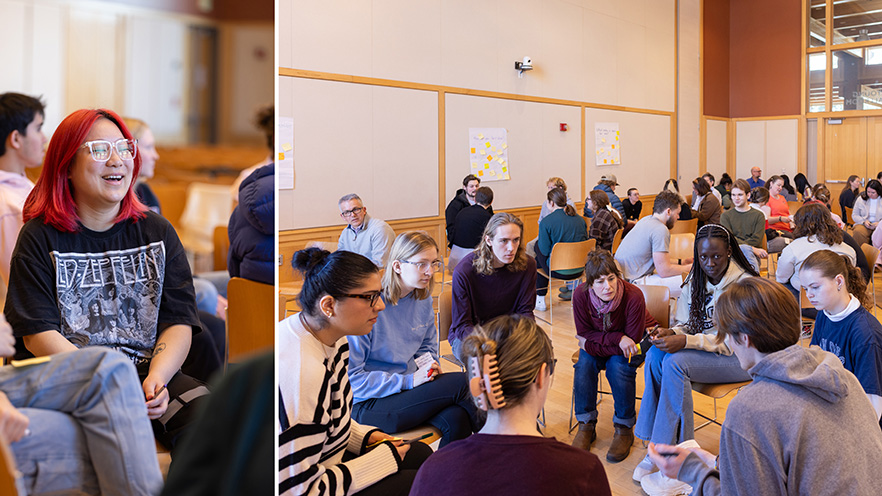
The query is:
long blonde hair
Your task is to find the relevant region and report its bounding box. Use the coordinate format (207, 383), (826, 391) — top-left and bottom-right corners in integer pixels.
(472, 213), (528, 275)
(381, 231), (438, 305)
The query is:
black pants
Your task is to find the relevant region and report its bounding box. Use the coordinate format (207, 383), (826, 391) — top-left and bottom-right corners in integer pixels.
(136, 364), (210, 451)
(344, 441), (433, 496)
(352, 372), (480, 447)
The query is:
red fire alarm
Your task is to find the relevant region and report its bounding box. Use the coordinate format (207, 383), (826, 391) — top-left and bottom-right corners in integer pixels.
(560, 123), (568, 132)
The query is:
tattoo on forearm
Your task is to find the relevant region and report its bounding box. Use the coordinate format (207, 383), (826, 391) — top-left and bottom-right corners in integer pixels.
(153, 343), (166, 357)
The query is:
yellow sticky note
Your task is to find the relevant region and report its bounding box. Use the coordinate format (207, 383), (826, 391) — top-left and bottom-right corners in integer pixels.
(278, 152), (285, 161)
(470, 147), (476, 154)
(487, 155), (493, 161)
(484, 164), (490, 169)
(478, 171), (484, 176)
(602, 138), (606, 143)
(616, 136), (619, 141)
(612, 144), (616, 149)
(478, 133), (484, 139)
(502, 167), (507, 172)
(502, 143), (507, 149)
(491, 147), (497, 152)
(616, 131), (619, 135)
(485, 142), (491, 148)
(471, 162), (478, 167)
(596, 150), (601, 154)
(497, 157), (504, 163)
(489, 170), (496, 176)
(503, 173), (510, 180)
(479, 150), (485, 155)
(282, 143), (293, 152)
(604, 159), (608, 164)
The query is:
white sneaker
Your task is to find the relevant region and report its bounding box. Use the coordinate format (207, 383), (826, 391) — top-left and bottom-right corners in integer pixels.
(632, 454), (657, 482)
(535, 295), (547, 311)
(640, 471), (693, 496)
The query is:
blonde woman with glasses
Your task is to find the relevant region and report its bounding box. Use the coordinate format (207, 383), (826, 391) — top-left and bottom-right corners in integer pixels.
(349, 231), (480, 447)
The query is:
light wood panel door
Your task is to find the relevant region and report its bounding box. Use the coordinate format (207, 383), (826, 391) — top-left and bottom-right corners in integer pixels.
(824, 117), (874, 215)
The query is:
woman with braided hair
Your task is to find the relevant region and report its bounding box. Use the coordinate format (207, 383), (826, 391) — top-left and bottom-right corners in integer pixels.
(633, 224), (757, 492)
(410, 315), (612, 496)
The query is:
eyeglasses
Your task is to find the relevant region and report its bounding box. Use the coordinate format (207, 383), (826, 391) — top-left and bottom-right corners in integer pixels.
(81, 139), (138, 162)
(399, 260), (443, 273)
(340, 206), (364, 218)
(338, 290), (381, 307)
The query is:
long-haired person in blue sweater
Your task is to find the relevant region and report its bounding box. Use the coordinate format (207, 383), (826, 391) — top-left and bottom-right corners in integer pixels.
(348, 231), (480, 446)
(279, 248), (431, 496)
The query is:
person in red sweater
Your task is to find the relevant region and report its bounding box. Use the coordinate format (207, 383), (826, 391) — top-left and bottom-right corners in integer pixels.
(571, 249), (658, 462)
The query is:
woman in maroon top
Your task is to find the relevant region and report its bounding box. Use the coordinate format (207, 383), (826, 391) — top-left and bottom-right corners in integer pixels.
(571, 249), (658, 462)
(409, 315), (611, 496)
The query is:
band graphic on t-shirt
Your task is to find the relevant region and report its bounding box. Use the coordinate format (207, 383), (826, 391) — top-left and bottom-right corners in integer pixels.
(52, 241), (166, 361)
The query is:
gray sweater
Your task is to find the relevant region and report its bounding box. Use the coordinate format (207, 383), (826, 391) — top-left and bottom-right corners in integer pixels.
(679, 345), (882, 495)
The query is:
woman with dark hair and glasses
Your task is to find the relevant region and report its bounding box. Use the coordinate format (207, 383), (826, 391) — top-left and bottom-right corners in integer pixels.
(279, 247), (431, 496)
(853, 179), (882, 246)
(410, 314), (612, 496)
(634, 224), (758, 493)
(348, 232), (480, 448)
(5, 108), (207, 451)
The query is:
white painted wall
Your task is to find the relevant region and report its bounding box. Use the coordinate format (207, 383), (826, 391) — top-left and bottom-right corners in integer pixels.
(735, 119), (799, 182)
(678, 0), (700, 184)
(706, 118), (727, 179)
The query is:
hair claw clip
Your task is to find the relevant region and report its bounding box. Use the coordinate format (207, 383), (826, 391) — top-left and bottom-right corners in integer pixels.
(467, 353), (506, 411)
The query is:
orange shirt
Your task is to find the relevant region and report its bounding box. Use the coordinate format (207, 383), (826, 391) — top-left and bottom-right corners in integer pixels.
(767, 195), (792, 232)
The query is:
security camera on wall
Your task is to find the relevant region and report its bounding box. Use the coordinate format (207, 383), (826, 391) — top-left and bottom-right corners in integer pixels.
(515, 56), (533, 77)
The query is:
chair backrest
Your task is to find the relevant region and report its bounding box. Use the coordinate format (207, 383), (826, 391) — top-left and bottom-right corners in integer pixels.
(179, 183), (234, 254)
(611, 229), (624, 253)
(548, 239), (596, 272)
(438, 290), (453, 342)
(669, 233), (695, 264)
(760, 231), (767, 250)
(787, 201), (802, 216)
(862, 243), (879, 270)
(670, 218), (698, 235)
(227, 277), (275, 362)
(0, 434), (20, 495)
(843, 205), (853, 226)
(213, 225), (229, 271)
(636, 284), (671, 328)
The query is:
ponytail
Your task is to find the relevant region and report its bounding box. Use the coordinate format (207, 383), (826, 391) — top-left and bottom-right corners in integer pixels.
(548, 187), (575, 216)
(801, 250), (871, 309)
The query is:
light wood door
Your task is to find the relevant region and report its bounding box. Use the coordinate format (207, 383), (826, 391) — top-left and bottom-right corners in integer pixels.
(824, 117), (873, 214)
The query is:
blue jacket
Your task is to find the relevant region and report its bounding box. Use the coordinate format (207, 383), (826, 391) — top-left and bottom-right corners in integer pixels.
(347, 293), (439, 403)
(228, 163), (273, 284)
(584, 184), (626, 219)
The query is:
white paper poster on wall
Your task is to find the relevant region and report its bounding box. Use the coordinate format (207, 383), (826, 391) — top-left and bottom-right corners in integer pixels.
(278, 117), (294, 189)
(468, 128), (509, 181)
(594, 122), (620, 166)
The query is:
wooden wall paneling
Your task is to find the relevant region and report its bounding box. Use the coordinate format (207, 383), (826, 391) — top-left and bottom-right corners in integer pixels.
(825, 117), (866, 182)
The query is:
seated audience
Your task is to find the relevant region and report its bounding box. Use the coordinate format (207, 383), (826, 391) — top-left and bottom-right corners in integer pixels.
(571, 250), (657, 462)
(449, 213), (536, 362)
(839, 175), (861, 222)
(720, 179), (767, 271)
(337, 193), (395, 268)
(448, 186), (493, 272)
(746, 166), (764, 189)
(805, 184), (870, 281)
(747, 186), (788, 254)
(279, 248), (431, 496)
(614, 190), (691, 297)
(348, 232), (479, 447)
(586, 189), (623, 252)
(5, 109), (208, 450)
(715, 173), (733, 208)
(663, 179), (693, 221)
(801, 250), (882, 425)
(780, 174), (798, 201)
(794, 172), (812, 201)
(701, 173), (722, 203)
(528, 176), (575, 257)
(589, 175), (626, 220)
(647, 277), (882, 495)
(410, 315), (612, 496)
(634, 225), (757, 490)
(0, 318), (163, 495)
(227, 162), (274, 285)
(765, 175), (793, 235)
(535, 188), (588, 310)
(776, 204), (855, 302)
(446, 175), (491, 248)
(852, 179), (882, 247)
(690, 177), (722, 227)
(622, 187), (642, 221)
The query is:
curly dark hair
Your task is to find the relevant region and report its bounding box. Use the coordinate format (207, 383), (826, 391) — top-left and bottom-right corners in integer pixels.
(793, 203), (842, 246)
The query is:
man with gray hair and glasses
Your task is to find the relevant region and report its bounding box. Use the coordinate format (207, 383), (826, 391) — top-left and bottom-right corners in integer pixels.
(337, 193), (395, 267)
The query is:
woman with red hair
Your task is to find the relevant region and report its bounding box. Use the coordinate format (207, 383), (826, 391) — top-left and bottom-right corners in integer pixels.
(4, 108), (207, 451)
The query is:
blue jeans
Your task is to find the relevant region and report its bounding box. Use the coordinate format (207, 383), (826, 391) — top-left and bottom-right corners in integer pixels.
(573, 350), (637, 427)
(738, 244), (760, 272)
(635, 346), (750, 445)
(352, 372), (480, 447)
(1, 347), (163, 496)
